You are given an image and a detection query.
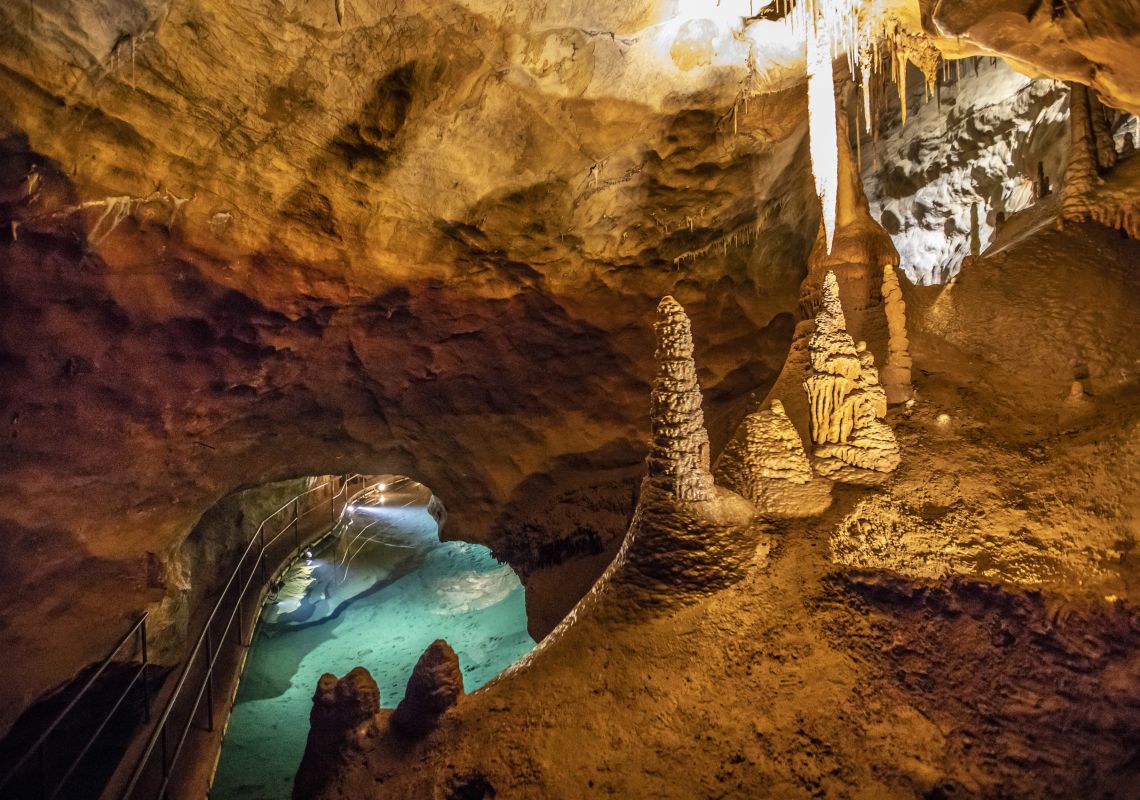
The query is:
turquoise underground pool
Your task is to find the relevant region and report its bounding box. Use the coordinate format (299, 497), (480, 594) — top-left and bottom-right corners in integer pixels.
(210, 478), (534, 799)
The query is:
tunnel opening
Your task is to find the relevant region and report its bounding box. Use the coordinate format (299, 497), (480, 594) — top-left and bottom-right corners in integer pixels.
(209, 474), (535, 800)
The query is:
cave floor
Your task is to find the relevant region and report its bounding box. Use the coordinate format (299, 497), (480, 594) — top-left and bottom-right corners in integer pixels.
(210, 490), (535, 800)
(316, 223), (1140, 800)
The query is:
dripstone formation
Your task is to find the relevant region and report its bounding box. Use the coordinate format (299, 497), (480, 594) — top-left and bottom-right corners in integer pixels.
(609, 297), (756, 606)
(293, 667), (380, 799)
(804, 272), (900, 481)
(714, 400), (832, 518)
(1062, 82), (1140, 239)
(390, 639), (465, 737)
(880, 264), (914, 405)
(647, 297), (716, 503)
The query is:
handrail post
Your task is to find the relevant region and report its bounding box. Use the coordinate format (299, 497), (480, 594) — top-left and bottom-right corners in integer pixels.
(204, 629), (215, 732)
(140, 617), (151, 722)
(293, 498), (300, 555)
(39, 741), (49, 800)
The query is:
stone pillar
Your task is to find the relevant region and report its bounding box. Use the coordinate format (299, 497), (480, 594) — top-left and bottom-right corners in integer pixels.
(390, 639), (464, 737)
(881, 264), (914, 405)
(647, 296), (715, 503)
(803, 272), (900, 479)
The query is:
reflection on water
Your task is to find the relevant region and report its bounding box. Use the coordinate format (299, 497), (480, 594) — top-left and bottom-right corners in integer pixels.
(211, 482), (533, 800)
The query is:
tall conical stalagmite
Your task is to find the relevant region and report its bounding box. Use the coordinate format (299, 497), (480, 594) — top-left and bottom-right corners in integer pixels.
(881, 264), (914, 405)
(600, 296), (755, 611)
(648, 297), (715, 503)
(804, 272), (900, 480)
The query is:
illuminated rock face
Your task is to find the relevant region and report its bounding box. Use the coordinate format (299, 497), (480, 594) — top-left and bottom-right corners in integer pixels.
(714, 399), (832, 518)
(390, 639), (464, 737)
(1062, 82), (1140, 240)
(880, 264), (913, 405)
(647, 297), (716, 504)
(804, 272), (900, 478)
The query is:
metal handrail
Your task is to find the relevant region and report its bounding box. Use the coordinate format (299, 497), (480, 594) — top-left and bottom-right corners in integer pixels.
(120, 473), (372, 799)
(0, 615), (149, 798)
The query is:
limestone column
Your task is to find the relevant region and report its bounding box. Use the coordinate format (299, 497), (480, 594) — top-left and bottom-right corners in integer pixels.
(647, 296), (715, 503)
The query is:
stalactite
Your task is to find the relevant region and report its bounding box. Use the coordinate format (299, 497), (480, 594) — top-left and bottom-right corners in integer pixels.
(807, 17), (838, 254)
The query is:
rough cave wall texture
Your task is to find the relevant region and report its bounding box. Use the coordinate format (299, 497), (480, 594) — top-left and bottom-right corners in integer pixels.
(862, 58), (1069, 284)
(0, 0), (817, 732)
(1, 0), (1139, 756)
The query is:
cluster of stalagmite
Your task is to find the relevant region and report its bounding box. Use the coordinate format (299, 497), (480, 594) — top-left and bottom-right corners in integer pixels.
(647, 296), (716, 503)
(804, 272), (900, 477)
(294, 667), (380, 799)
(880, 264), (914, 405)
(714, 400), (832, 517)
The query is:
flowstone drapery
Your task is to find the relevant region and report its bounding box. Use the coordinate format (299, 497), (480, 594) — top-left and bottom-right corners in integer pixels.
(714, 400), (832, 517)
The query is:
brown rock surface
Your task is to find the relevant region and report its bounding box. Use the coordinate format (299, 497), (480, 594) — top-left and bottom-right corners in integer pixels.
(294, 667), (380, 800)
(390, 640), (465, 737)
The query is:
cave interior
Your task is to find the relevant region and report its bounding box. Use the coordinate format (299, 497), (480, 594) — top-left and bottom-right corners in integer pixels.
(2, 0), (1140, 798)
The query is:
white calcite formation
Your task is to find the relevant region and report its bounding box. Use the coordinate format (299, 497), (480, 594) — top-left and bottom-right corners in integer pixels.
(647, 296), (716, 503)
(880, 264), (914, 405)
(714, 400), (832, 518)
(804, 272), (900, 479)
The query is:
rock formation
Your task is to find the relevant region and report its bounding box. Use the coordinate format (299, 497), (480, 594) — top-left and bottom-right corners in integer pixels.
(605, 297), (756, 608)
(1062, 82), (1140, 239)
(646, 297), (716, 504)
(804, 272), (900, 481)
(800, 108), (899, 346)
(390, 639), (465, 737)
(1063, 82), (1117, 220)
(714, 400), (832, 518)
(880, 264), (914, 405)
(294, 667), (379, 799)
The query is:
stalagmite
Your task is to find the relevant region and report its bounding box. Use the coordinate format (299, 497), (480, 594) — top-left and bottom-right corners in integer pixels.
(647, 297), (715, 503)
(804, 272), (900, 480)
(714, 400), (832, 518)
(880, 264), (914, 404)
(390, 639), (464, 737)
(604, 297), (756, 608)
(294, 668), (380, 799)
